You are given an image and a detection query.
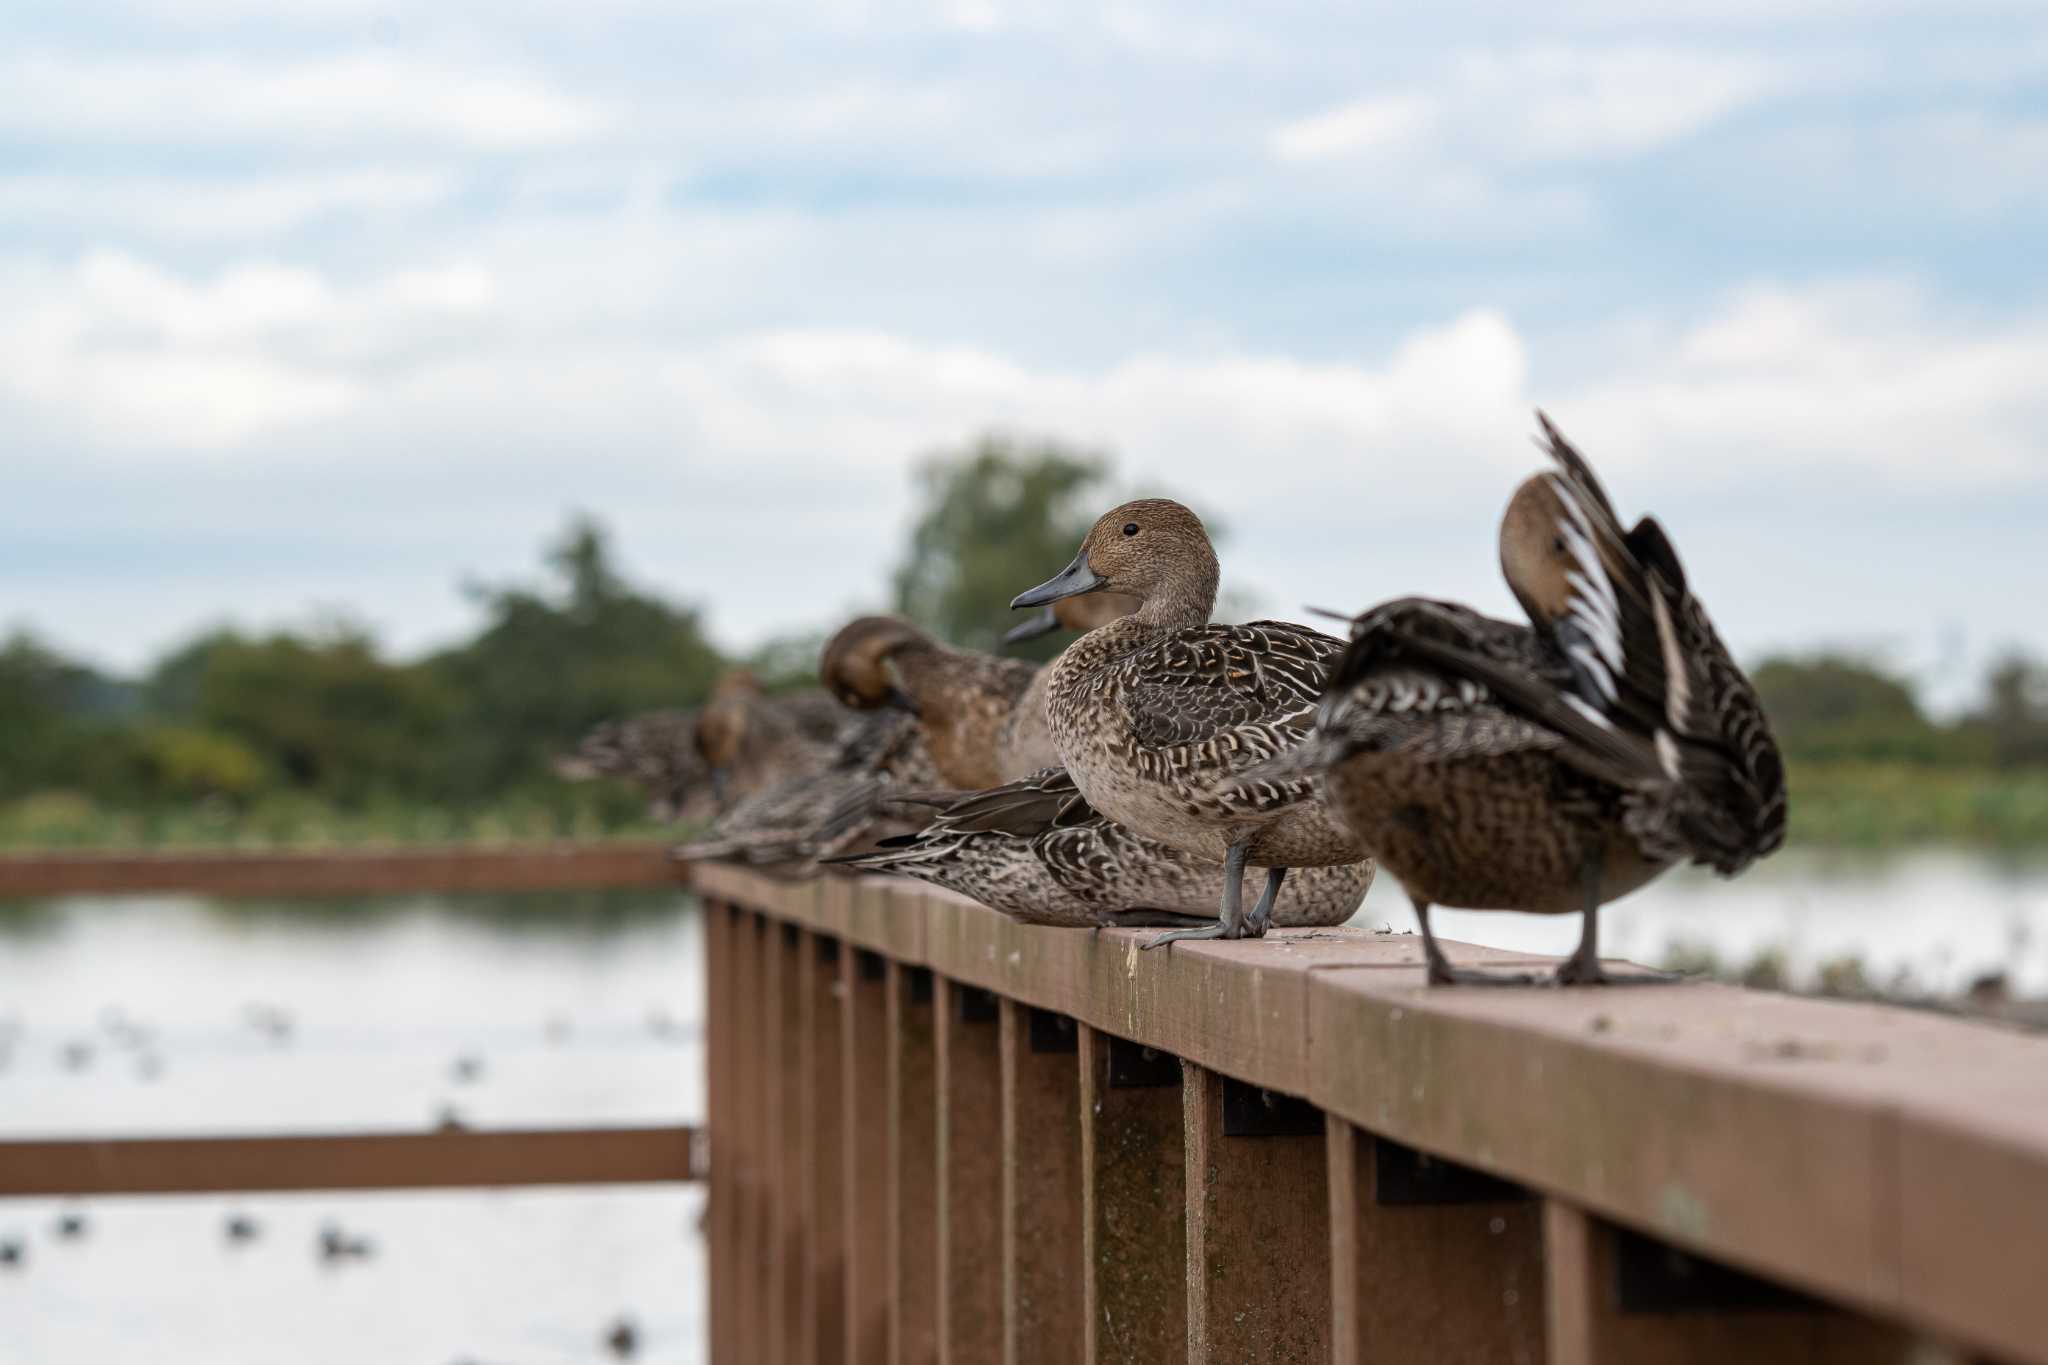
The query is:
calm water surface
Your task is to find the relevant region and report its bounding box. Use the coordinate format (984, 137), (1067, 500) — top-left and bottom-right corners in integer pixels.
(4, 850), (2046, 1363)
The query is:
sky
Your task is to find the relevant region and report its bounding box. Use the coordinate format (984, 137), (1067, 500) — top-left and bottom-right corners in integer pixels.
(3, 1), (2046, 711)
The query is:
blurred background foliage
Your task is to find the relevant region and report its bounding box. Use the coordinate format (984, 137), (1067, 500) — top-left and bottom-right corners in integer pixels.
(2, 435), (2045, 849)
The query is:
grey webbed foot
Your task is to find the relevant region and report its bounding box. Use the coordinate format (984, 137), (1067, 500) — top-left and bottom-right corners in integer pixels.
(1427, 961), (1545, 987)
(1142, 920), (1239, 950)
(1242, 866), (1287, 937)
(1549, 959), (1689, 987)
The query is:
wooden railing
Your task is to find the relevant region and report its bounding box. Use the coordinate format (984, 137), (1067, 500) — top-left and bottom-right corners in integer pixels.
(696, 862), (2048, 1365)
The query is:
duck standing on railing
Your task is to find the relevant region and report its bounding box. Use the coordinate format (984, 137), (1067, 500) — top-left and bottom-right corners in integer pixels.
(1255, 414), (1786, 985)
(1009, 500), (1374, 947)
(555, 709), (712, 822)
(691, 672), (838, 810)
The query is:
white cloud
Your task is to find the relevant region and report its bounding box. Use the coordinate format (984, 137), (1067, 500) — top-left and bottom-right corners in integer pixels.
(0, 169), (454, 240)
(0, 50), (610, 149)
(1274, 46), (1778, 165)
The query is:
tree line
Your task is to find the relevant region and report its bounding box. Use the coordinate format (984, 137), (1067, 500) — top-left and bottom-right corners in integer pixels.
(2, 435), (2045, 841)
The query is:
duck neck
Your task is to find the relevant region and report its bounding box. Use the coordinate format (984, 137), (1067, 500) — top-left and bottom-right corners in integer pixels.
(1134, 571), (1216, 633)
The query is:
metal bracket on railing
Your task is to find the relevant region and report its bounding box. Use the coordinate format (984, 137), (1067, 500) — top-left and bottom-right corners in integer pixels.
(1220, 1078), (1321, 1137)
(907, 966), (934, 1004)
(1372, 1136), (1531, 1206)
(1028, 1008), (1078, 1054)
(1612, 1224), (1818, 1315)
(956, 986), (997, 1023)
(1107, 1036), (1181, 1088)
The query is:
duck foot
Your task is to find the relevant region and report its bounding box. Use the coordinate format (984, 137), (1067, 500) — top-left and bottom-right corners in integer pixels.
(1142, 920), (1256, 950)
(1549, 960), (1689, 987)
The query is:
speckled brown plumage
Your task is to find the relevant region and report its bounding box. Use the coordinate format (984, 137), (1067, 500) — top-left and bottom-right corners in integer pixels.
(1015, 499), (1372, 944)
(1277, 416), (1787, 985)
(830, 768), (1373, 928)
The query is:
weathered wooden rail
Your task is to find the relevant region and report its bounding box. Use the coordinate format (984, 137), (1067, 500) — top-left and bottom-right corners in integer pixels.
(697, 862), (2048, 1365)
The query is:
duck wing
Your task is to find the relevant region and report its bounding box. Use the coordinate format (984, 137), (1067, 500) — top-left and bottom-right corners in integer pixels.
(1112, 620), (1345, 804)
(1530, 415), (1787, 870)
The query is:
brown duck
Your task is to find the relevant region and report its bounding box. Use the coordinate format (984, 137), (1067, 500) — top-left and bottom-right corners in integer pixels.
(1010, 499), (1372, 946)
(1271, 414), (1786, 985)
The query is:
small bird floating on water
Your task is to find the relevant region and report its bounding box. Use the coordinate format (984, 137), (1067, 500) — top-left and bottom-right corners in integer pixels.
(1263, 413), (1786, 985)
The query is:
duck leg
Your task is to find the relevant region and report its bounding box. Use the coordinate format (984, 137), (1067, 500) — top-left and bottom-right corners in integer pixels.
(1243, 866), (1287, 936)
(1144, 839), (1252, 949)
(1416, 897), (1540, 987)
(1551, 855), (1684, 986)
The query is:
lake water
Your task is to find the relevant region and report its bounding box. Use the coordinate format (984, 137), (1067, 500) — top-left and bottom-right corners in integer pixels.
(3, 849), (2047, 1364)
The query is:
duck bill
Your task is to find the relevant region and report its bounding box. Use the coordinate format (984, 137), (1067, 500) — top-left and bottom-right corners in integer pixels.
(883, 685), (921, 717)
(1011, 551), (1108, 611)
(1001, 606), (1060, 645)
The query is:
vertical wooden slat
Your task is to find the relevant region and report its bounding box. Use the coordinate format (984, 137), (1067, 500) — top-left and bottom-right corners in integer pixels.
(1327, 1118), (1545, 1365)
(1543, 1202), (1917, 1365)
(1079, 1026), (1187, 1364)
(776, 924), (808, 1365)
(734, 912), (768, 1360)
(802, 934), (848, 1365)
(762, 917), (790, 1365)
(1184, 1067), (1330, 1364)
(844, 948), (892, 1365)
(999, 1000), (1085, 1365)
(888, 965), (940, 1365)
(705, 900), (732, 1363)
(936, 978), (1003, 1365)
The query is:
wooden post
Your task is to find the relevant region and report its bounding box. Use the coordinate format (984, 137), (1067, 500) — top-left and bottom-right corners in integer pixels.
(706, 900), (732, 1363)
(844, 948), (892, 1364)
(734, 911), (769, 1359)
(775, 924), (809, 1365)
(999, 1001), (1084, 1365)
(888, 964), (940, 1365)
(802, 934), (848, 1365)
(1184, 1067), (1330, 1364)
(935, 977), (1003, 1365)
(1542, 1202), (1915, 1364)
(1327, 1118), (1545, 1365)
(1079, 1026), (1187, 1364)
(762, 917), (792, 1365)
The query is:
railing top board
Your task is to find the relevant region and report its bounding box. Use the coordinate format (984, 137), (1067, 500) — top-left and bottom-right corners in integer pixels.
(693, 861), (2048, 1364)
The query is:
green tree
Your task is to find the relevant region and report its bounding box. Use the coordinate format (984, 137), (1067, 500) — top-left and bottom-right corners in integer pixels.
(891, 435), (1118, 659)
(1751, 653), (1973, 765)
(1976, 652), (2048, 769)
(428, 516), (727, 796)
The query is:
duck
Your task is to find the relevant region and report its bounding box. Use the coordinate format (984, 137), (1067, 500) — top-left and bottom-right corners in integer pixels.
(691, 672), (838, 810)
(829, 767), (1373, 929)
(995, 593), (1139, 779)
(554, 709), (711, 822)
(1009, 500), (1372, 946)
(1266, 414), (1785, 986)
(674, 629), (942, 871)
(818, 616), (1039, 790)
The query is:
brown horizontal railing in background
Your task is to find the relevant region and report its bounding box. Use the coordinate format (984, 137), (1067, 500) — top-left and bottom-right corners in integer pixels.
(696, 861), (2048, 1365)
(0, 1125), (704, 1197)
(0, 842), (690, 898)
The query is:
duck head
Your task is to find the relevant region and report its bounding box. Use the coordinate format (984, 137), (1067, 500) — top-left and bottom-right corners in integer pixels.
(1000, 588), (1141, 644)
(818, 616), (927, 715)
(1498, 472), (1602, 630)
(694, 672), (765, 803)
(1011, 499), (1218, 629)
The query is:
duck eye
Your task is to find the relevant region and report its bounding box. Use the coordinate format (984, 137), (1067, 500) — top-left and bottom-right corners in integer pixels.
(1551, 535), (1567, 555)
(1122, 522), (1140, 537)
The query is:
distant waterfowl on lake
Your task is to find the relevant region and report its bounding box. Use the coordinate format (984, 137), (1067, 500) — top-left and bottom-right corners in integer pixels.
(1010, 499), (1372, 946)
(1265, 414), (1786, 986)
(829, 766), (1372, 929)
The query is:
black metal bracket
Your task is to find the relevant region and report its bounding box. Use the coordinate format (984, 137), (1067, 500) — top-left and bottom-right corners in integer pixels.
(1107, 1036), (1180, 1088)
(1028, 1008), (1078, 1054)
(815, 935), (840, 965)
(857, 949), (886, 982)
(956, 987), (997, 1024)
(781, 922), (799, 948)
(1612, 1224), (1819, 1315)
(1373, 1136), (1531, 1206)
(1220, 1078), (1321, 1137)
(906, 966), (934, 1005)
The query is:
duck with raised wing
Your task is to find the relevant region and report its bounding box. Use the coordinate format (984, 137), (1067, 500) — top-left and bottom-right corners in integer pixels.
(1270, 414), (1785, 986)
(828, 767), (1373, 929)
(1009, 499), (1372, 946)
